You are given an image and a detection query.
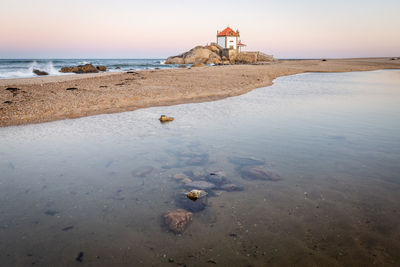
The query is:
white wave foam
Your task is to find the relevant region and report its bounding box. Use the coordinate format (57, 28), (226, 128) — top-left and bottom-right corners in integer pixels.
(0, 61), (62, 79)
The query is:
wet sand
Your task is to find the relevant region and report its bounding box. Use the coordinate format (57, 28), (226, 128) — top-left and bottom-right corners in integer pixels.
(1, 58), (400, 127)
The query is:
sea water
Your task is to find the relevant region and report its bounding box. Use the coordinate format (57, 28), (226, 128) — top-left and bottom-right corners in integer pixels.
(0, 70), (399, 266)
(0, 59), (177, 79)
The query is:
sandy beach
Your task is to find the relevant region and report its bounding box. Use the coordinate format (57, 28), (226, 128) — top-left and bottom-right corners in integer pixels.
(1, 58), (400, 127)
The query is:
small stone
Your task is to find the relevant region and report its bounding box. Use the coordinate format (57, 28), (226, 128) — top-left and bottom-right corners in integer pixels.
(159, 115), (174, 122)
(186, 189), (207, 201)
(164, 209), (192, 233)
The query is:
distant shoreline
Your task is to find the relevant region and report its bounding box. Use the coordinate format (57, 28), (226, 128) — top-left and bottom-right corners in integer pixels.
(1, 58), (400, 127)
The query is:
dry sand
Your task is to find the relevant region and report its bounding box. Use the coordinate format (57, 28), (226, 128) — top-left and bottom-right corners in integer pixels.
(1, 58), (399, 127)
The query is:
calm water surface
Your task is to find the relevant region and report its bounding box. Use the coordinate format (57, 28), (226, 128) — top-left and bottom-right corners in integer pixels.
(0, 70), (399, 266)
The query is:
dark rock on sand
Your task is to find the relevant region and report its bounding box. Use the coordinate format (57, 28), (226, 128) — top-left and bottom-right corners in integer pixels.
(240, 165), (281, 181)
(33, 69), (49, 76)
(66, 87), (78, 91)
(132, 166), (154, 177)
(5, 87), (20, 93)
(228, 156), (264, 167)
(60, 64), (99, 74)
(164, 209), (192, 233)
(4, 101), (12, 104)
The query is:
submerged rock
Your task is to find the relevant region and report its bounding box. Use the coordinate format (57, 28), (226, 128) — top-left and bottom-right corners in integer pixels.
(173, 173), (189, 181)
(184, 181), (215, 190)
(228, 156), (264, 167)
(164, 209), (192, 233)
(178, 191), (208, 212)
(240, 166), (281, 181)
(132, 166), (154, 177)
(181, 152), (209, 166)
(33, 69), (48, 76)
(206, 172), (228, 186)
(219, 183), (244, 192)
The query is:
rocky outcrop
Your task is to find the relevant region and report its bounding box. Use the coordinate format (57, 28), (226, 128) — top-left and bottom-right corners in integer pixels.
(165, 45), (222, 65)
(60, 64), (100, 74)
(33, 69), (48, 76)
(164, 209), (193, 233)
(165, 44), (275, 65)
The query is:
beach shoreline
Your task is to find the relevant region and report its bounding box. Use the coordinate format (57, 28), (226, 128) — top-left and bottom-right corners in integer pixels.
(1, 58), (400, 127)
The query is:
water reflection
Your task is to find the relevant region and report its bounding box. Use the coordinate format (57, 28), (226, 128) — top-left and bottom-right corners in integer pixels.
(0, 70), (399, 266)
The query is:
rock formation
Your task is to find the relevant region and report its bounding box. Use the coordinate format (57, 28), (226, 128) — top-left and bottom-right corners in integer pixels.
(60, 64), (102, 74)
(165, 44), (275, 65)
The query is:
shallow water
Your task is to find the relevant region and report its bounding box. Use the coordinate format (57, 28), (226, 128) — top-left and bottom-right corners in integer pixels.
(0, 70), (399, 266)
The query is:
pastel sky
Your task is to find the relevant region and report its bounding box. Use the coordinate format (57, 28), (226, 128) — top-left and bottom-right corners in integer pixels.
(1, 0), (399, 58)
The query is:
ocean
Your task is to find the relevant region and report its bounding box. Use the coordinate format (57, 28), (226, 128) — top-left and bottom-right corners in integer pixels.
(0, 59), (178, 79)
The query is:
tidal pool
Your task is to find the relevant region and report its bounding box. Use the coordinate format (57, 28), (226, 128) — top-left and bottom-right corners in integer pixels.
(0, 70), (399, 266)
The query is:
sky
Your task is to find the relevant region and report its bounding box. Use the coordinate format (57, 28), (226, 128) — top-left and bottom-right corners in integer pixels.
(1, 0), (399, 59)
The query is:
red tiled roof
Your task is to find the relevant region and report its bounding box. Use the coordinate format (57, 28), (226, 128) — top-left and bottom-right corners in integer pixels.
(217, 27), (238, 37)
(237, 42), (246, 46)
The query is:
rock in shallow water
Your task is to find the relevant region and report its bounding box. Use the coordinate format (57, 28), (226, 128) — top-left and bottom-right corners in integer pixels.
(228, 156), (264, 167)
(219, 183), (244, 192)
(164, 209), (192, 233)
(240, 165), (281, 181)
(184, 181), (215, 190)
(186, 189), (207, 201)
(132, 166), (154, 177)
(178, 192), (208, 212)
(33, 69), (48, 76)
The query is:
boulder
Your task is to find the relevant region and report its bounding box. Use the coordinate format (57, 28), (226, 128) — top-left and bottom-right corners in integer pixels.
(166, 46), (221, 65)
(96, 65), (107, 71)
(164, 209), (193, 233)
(60, 64), (99, 74)
(33, 69), (48, 76)
(240, 166), (281, 181)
